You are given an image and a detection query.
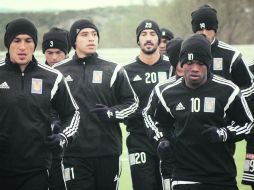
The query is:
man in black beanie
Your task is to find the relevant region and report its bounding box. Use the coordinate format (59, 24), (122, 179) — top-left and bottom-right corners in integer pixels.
(134, 37), (183, 190)
(69, 19), (100, 49)
(143, 34), (253, 190)
(53, 19), (138, 190)
(191, 5), (218, 35)
(191, 4), (254, 108)
(0, 18), (80, 190)
(4, 18), (38, 50)
(166, 37), (184, 77)
(136, 19), (161, 45)
(42, 27), (71, 190)
(124, 19), (173, 190)
(159, 28), (174, 55)
(42, 27), (71, 67)
(191, 5), (254, 188)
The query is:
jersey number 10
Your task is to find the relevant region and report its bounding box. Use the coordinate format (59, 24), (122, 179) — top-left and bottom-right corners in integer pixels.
(191, 98), (201, 112)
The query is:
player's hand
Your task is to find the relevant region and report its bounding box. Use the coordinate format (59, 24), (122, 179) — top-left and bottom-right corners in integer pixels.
(45, 133), (66, 152)
(201, 124), (230, 143)
(157, 138), (171, 160)
(90, 104), (116, 122)
(52, 121), (62, 134)
(158, 138), (174, 180)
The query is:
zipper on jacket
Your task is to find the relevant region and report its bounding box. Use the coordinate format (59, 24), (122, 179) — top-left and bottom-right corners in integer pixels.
(21, 72), (25, 91)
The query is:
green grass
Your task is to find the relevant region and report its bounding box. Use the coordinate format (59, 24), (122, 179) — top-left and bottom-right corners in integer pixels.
(235, 141), (251, 190)
(119, 125), (252, 190)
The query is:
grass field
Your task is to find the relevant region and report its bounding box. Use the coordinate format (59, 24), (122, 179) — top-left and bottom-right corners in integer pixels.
(119, 125), (251, 190)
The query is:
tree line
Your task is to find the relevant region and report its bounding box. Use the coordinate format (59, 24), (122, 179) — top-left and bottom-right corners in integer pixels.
(0, 0), (253, 50)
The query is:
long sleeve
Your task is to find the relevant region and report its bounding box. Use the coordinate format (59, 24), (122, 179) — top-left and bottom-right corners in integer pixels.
(143, 84), (174, 143)
(51, 72), (80, 144)
(225, 84), (254, 141)
(231, 54), (254, 115)
(231, 53), (253, 89)
(110, 65), (139, 120)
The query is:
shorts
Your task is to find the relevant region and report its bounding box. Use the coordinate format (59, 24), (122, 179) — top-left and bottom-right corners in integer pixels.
(63, 156), (121, 190)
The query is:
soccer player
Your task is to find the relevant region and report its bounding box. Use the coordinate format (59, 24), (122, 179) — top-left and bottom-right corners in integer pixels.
(42, 27), (72, 190)
(53, 19), (138, 190)
(191, 5), (254, 187)
(42, 27), (71, 66)
(166, 37), (184, 77)
(124, 19), (173, 190)
(159, 28), (174, 55)
(0, 18), (80, 190)
(143, 34), (253, 190)
(191, 4), (254, 109)
(156, 37), (184, 190)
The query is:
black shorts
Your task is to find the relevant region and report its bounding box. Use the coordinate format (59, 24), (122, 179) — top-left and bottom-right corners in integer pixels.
(127, 133), (162, 190)
(0, 170), (48, 190)
(63, 156), (121, 190)
(48, 158), (66, 190)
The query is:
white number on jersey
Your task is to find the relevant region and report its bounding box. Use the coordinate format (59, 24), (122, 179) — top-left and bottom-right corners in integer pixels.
(250, 160), (254, 172)
(145, 72), (157, 84)
(191, 98), (201, 112)
(134, 152), (146, 164)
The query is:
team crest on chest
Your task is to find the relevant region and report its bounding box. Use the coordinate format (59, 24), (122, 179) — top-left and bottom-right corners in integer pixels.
(204, 97), (215, 113)
(92, 70), (103, 83)
(213, 58), (223, 71)
(31, 78), (43, 94)
(158, 72), (167, 82)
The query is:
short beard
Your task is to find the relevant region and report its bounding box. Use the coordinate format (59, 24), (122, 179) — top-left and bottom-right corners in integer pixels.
(141, 47), (157, 55)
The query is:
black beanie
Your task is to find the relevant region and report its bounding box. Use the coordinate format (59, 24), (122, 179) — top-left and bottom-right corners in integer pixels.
(136, 19), (161, 43)
(166, 38), (183, 69)
(180, 34), (212, 68)
(191, 5), (218, 33)
(161, 28), (174, 41)
(70, 19), (99, 49)
(4, 18), (37, 50)
(42, 27), (70, 54)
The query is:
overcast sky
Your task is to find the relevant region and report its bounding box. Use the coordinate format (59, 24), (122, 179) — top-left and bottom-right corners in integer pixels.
(0, 0), (158, 12)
